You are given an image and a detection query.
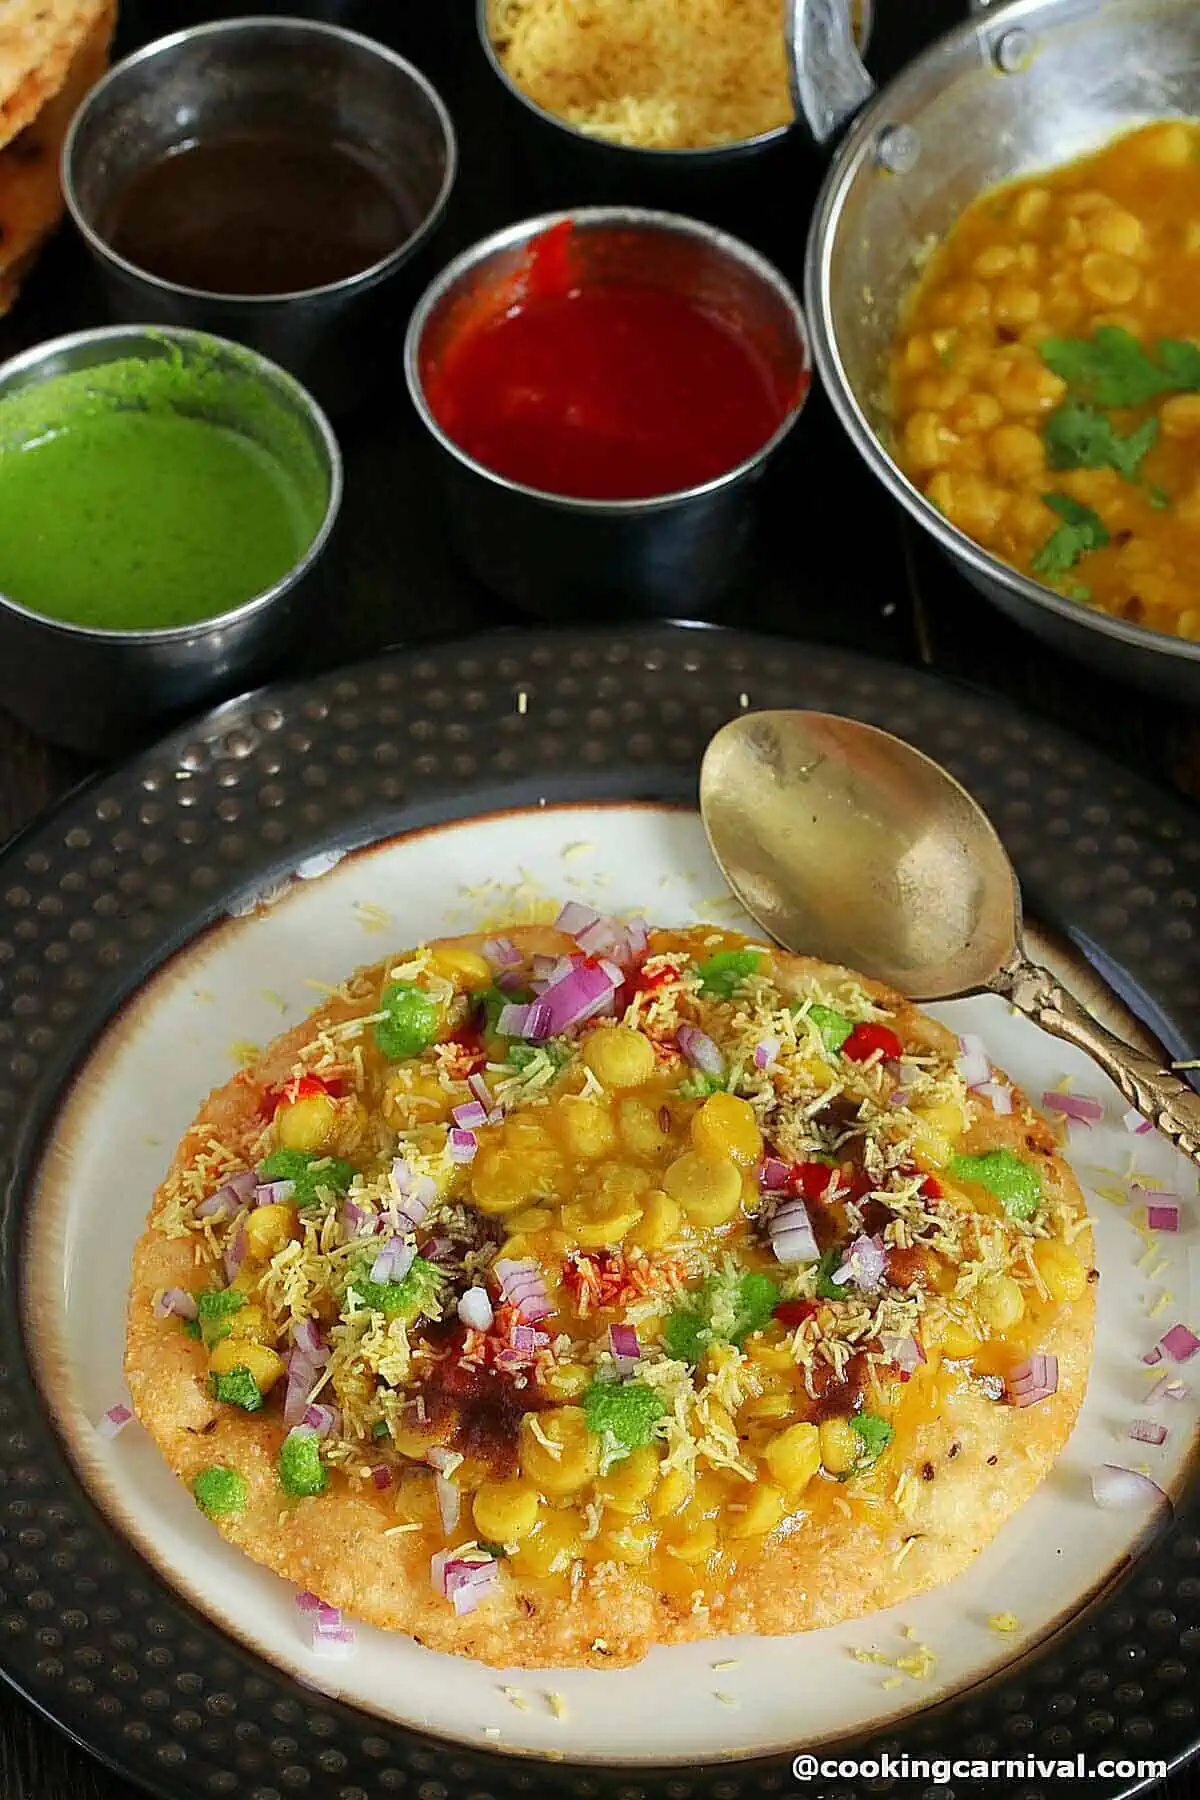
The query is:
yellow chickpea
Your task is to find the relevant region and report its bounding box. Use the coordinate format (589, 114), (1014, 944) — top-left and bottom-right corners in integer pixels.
(741, 1393), (794, 1423)
(472, 1118), (564, 1214)
(1136, 122), (1193, 166)
(1160, 394), (1200, 439)
(912, 373), (969, 410)
(223, 1302), (272, 1343)
(1085, 208), (1145, 257)
(542, 1361), (591, 1401)
(665, 1513), (719, 1565)
(555, 1097), (617, 1161)
(1032, 1240), (1088, 1303)
(819, 1417), (861, 1476)
(728, 1482), (787, 1539)
(901, 409), (959, 473)
(986, 349), (1066, 416)
(426, 946), (493, 991)
(583, 1025), (657, 1089)
(931, 280), (991, 326)
(561, 1162), (650, 1248)
(691, 1092), (762, 1167)
(950, 392), (1004, 435)
(763, 1422), (822, 1496)
(1080, 252), (1141, 306)
(596, 1444), (661, 1514)
(993, 280), (1041, 328)
(618, 1096), (676, 1161)
(519, 1407), (599, 1499)
(382, 1066), (451, 1127)
(1008, 492), (1056, 544)
(924, 471), (1008, 543)
(276, 1091), (338, 1154)
(972, 244), (1016, 279)
(975, 1273), (1026, 1332)
(1010, 187), (1050, 231)
(513, 1506), (583, 1577)
(663, 1151), (742, 1227)
(473, 1478), (540, 1545)
(936, 1318), (982, 1359)
(208, 1336), (285, 1392)
(598, 1518), (654, 1565)
(988, 423), (1045, 484)
(650, 1465), (694, 1519)
(627, 1189), (682, 1252)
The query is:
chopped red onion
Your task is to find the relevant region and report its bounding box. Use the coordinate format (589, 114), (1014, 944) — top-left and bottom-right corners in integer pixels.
(1131, 1187), (1181, 1232)
(530, 962), (619, 1038)
(555, 901), (602, 939)
(435, 1472), (460, 1534)
(467, 1073), (493, 1110)
(1091, 1464), (1168, 1510)
(371, 1464), (392, 1490)
(452, 1100), (488, 1130)
(97, 1403), (133, 1439)
(311, 1609), (356, 1659)
(224, 1226), (248, 1284)
(497, 1002), (531, 1037)
(255, 1179), (296, 1207)
(341, 1199), (375, 1239)
(496, 967), (529, 993)
(494, 1258), (552, 1322)
(507, 1323), (540, 1356)
(955, 1034), (990, 1089)
(768, 1197), (818, 1265)
(285, 1327), (329, 1427)
(609, 1323), (641, 1374)
(677, 1024), (724, 1077)
(389, 1162), (434, 1231)
(153, 1286), (198, 1322)
(303, 1403), (340, 1438)
(1042, 1089), (1104, 1125)
(1146, 1374), (1190, 1404)
(880, 1331), (926, 1374)
(295, 1590), (322, 1614)
(1123, 1107), (1153, 1135)
(449, 1129), (478, 1164)
(371, 1236), (415, 1285)
(754, 1036), (781, 1071)
(626, 917), (650, 956)
(483, 936), (522, 969)
(430, 1551), (500, 1616)
(759, 1157), (790, 1191)
(833, 1233), (886, 1292)
(1143, 1345), (1164, 1366)
(196, 1170), (257, 1221)
(977, 1079), (1014, 1115)
(292, 1319), (327, 1358)
(458, 1286), (494, 1331)
(1160, 1323), (1200, 1363)
(1008, 1352), (1059, 1407)
(1128, 1418), (1168, 1446)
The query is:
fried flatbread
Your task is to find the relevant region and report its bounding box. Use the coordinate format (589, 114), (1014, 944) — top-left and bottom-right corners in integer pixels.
(0, 0), (114, 315)
(127, 923), (1095, 1668)
(0, 0), (111, 151)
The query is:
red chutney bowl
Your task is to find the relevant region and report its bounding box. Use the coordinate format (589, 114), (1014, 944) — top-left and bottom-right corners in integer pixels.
(403, 208), (810, 618)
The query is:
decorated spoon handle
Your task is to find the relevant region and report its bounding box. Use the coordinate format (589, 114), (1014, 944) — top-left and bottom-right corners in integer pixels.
(991, 956), (1200, 1165)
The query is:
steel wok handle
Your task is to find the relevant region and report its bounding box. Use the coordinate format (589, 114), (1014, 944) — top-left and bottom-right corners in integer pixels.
(789, 0), (1026, 145)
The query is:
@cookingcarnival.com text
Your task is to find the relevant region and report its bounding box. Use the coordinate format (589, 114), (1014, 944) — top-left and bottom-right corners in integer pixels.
(792, 1753), (1168, 1783)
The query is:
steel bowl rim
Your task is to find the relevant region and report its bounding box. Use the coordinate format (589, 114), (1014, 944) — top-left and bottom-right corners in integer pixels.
(404, 204), (811, 516)
(0, 322), (344, 645)
(61, 13), (460, 309)
(802, 0), (1200, 672)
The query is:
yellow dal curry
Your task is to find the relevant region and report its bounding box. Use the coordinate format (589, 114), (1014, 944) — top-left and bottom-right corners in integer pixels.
(891, 121), (1200, 642)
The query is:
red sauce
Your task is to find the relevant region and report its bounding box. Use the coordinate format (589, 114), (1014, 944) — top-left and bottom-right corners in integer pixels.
(423, 238), (797, 501)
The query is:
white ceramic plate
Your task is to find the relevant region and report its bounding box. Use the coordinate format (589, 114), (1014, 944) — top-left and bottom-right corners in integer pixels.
(24, 804), (1200, 1764)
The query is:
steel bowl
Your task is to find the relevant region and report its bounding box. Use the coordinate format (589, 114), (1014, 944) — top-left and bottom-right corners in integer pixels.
(62, 15), (458, 416)
(797, 0), (1200, 701)
(404, 207), (811, 619)
(0, 325), (342, 755)
(477, 0), (871, 242)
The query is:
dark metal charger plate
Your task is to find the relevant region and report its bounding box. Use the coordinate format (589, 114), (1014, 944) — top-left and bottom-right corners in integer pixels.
(0, 624), (1197, 1800)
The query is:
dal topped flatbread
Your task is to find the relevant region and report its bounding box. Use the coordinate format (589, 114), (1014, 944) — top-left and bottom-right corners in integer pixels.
(126, 918), (1095, 1668)
(0, 0), (111, 150)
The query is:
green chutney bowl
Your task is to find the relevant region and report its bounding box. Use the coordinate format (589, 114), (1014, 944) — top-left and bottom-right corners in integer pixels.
(0, 325), (342, 755)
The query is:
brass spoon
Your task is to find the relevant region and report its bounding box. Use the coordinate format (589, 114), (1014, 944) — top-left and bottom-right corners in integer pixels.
(699, 709), (1200, 1164)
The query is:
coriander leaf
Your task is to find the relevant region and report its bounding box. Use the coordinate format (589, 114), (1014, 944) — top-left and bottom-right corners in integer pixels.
(1043, 402), (1157, 480)
(1155, 336), (1200, 390)
(805, 1002), (853, 1053)
(345, 1254), (443, 1321)
(210, 1365), (264, 1412)
(676, 1070), (724, 1100)
(1148, 484), (1171, 511)
(815, 1246), (853, 1301)
(696, 949), (763, 998)
(476, 1540), (508, 1559)
(195, 1288), (246, 1351)
(279, 1428), (326, 1498)
(849, 1412), (894, 1465)
(664, 1306), (709, 1365)
(193, 1465), (247, 1518)
(1039, 327), (1168, 408)
(1031, 494), (1109, 578)
(948, 1148), (1041, 1220)
(713, 1271), (780, 1347)
(582, 1379), (665, 1452)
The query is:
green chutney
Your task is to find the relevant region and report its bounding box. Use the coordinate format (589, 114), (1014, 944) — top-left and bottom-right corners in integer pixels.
(0, 345), (329, 632)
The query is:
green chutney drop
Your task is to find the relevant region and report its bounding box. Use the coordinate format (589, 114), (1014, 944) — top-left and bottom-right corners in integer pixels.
(0, 410), (314, 630)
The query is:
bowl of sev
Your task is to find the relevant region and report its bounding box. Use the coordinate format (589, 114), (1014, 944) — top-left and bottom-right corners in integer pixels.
(478, 0), (871, 221)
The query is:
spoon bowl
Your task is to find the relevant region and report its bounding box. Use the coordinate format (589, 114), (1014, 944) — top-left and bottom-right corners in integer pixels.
(700, 709), (1200, 1166)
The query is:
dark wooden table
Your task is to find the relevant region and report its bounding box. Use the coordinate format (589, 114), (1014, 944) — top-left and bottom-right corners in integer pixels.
(0, 1), (1197, 1795)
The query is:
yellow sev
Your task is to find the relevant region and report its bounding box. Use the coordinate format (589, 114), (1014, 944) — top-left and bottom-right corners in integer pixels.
(486, 0), (794, 151)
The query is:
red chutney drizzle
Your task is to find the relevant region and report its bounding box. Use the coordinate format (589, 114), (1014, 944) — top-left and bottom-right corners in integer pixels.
(423, 222), (799, 501)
